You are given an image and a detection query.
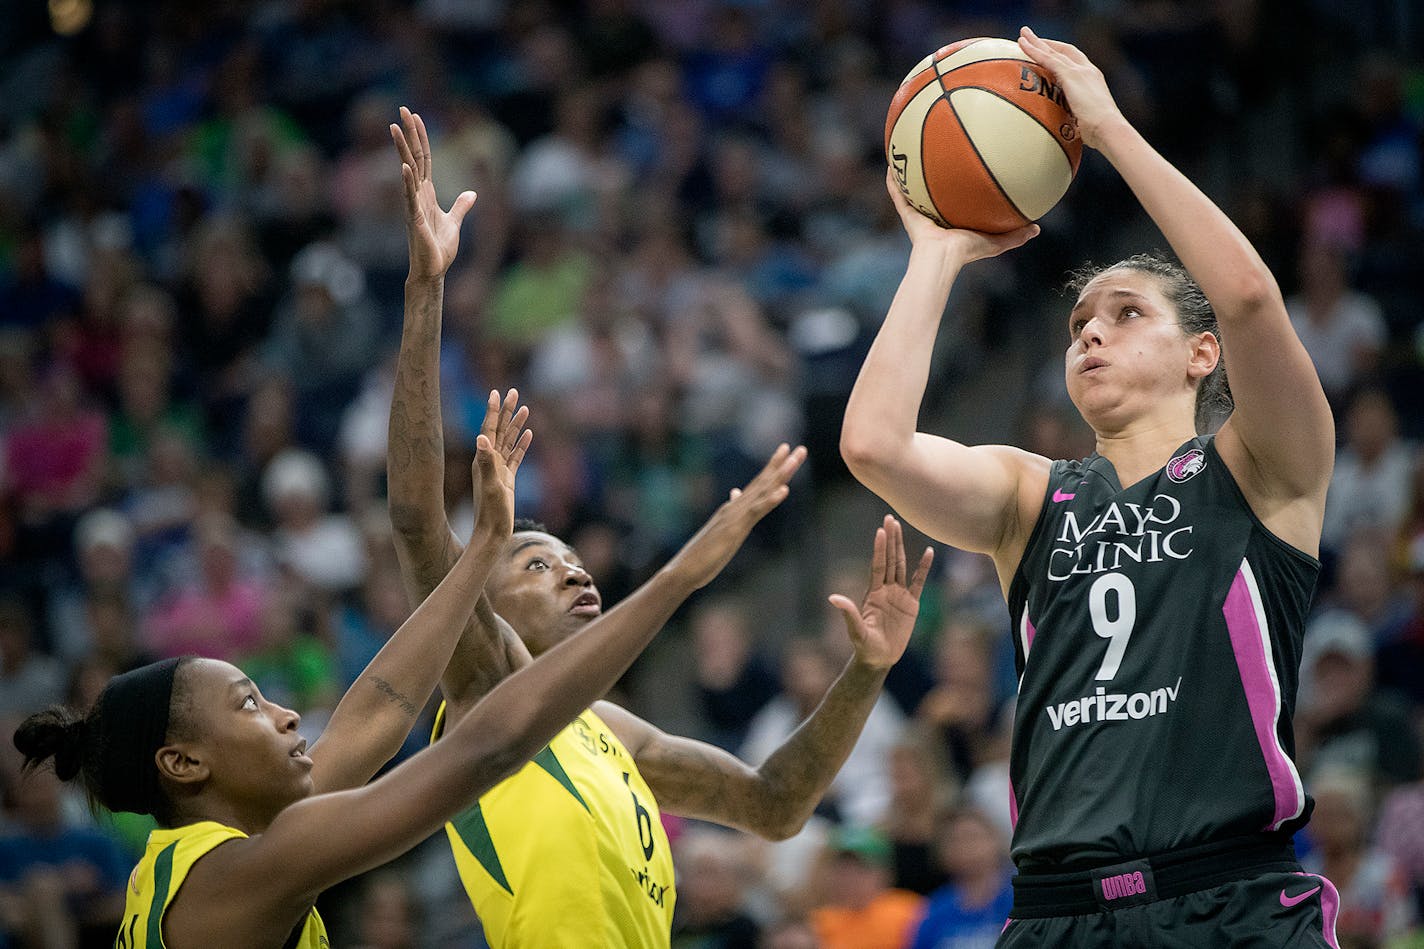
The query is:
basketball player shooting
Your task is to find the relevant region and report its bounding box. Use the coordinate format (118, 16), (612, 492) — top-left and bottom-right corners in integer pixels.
(841, 27), (1339, 948)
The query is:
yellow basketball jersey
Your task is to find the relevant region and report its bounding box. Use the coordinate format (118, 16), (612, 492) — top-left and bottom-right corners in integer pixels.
(432, 704), (676, 948)
(115, 820), (328, 949)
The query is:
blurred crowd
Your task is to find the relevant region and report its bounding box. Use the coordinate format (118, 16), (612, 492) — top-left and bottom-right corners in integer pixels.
(0, 1), (1421, 947)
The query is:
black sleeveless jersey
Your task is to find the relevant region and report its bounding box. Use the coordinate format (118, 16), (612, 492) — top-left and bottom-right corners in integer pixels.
(1006, 435), (1320, 871)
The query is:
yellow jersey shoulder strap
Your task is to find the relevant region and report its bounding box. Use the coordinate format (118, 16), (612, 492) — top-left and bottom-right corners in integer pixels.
(120, 821), (327, 949)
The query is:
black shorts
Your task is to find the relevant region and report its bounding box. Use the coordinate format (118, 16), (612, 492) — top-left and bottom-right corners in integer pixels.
(998, 837), (1339, 948)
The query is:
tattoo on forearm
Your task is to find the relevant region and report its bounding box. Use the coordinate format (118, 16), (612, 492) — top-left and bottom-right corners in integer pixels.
(368, 675), (419, 717)
(388, 288), (446, 486)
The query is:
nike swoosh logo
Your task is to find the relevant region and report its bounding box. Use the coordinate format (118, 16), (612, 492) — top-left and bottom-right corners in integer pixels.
(1279, 885), (1321, 907)
(1052, 489), (1076, 502)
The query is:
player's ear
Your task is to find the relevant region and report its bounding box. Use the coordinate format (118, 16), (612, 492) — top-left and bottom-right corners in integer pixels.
(156, 743), (209, 786)
(1187, 330), (1219, 382)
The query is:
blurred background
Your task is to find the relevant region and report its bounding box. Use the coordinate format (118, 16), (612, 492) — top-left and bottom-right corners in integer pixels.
(0, 1), (1420, 947)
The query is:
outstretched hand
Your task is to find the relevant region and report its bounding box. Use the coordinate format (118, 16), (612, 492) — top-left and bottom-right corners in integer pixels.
(885, 168), (1038, 263)
(470, 389), (532, 547)
(1016, 26), (1123, 150)
(391, 106), (477, 279)
(828, 515), (934, 672)
(667, 444), (807, 590)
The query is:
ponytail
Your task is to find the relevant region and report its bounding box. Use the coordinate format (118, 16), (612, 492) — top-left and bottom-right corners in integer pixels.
(14, 705), (92, 781)
(11, 656), (191, 820)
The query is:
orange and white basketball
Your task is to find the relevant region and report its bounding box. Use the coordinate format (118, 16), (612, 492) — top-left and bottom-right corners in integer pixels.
(885, 37), (1082, 233)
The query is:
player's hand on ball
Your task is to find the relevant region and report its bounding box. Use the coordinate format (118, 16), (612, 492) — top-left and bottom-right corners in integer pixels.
(391, 106), (476, 280)
(829, 515), (933, 672)
(1016, 27), (1123, 150)
(886, 169), (1039, 263)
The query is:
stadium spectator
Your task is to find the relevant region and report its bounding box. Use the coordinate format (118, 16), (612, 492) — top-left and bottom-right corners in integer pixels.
(1285, 240), (1387, 405)
(909, 805), (1015, 949)
(809, 825), (925, 949)
(1303, 765), (1417, 944)
(670, 828), (763, 949)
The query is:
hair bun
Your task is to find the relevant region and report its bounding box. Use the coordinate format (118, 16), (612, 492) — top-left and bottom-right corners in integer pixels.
(13, 707), (87, 781)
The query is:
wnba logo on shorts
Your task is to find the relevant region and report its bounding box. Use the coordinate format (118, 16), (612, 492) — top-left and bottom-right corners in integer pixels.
(1100, 871), (1148, 901)
(1166, 449), (1206, 483)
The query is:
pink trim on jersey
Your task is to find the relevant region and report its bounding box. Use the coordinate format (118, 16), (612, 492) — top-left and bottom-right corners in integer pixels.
(1222, 560), (1305, 831)
(1010, 610), (1032, 830)
(1001, 917), (1015, 934)
(1293, 872), (1341, 948)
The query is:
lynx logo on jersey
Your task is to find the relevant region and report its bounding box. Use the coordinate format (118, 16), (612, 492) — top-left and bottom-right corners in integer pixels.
(1047, 494), (1195, 581)
(1166, 448), (1206, 483)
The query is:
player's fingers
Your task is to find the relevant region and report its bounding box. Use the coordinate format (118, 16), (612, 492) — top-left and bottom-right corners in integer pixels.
(478, 389), (499, 440)
(399, 163), (422, 224)
(401, 108), (425, 180)
(775, 445), (807, 486)
(994, 224), (1040, 253)
(1023, 27), (1091, 68)
(744, 444), (790, 493)
(909, 547), (935, 598)
(390, 122), (417, 171)
(498, 387), (519, 438)
(885, 168), (916, 214)
(761, 483), (790, 511)
(1041, 36), (1091, 65)
(869, 525), (887, 592)
(503, 405), (530, 454)
(414, 110), (433, 180)
(507, 429), (533, 475)
(888, 516), (907, 587)
(450, 190), (477, 226)
(473, 433), (496, 478)
(828, 594), (866, 640)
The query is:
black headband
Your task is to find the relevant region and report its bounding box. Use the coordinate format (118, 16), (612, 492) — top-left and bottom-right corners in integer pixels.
(97, 657), (184, 816)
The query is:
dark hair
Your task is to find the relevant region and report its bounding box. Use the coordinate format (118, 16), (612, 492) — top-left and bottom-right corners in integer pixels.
(1066, 252), (1233, 433)
(512, 517), (550, 535)
(13, 656), (195, 823)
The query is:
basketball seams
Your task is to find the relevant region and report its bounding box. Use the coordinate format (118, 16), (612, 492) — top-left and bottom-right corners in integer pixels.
(915, 101), (954, 228)
(928, 53), (1077, 171)
(935, 56), (1037, 82)
(917, 100), (951, 226)
(972, 83), (1077, 169)
(944, 88), (1032, 228)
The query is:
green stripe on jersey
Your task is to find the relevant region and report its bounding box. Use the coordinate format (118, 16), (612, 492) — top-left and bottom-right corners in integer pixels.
(450, 804), (513, 895)
(533, 747), (589, 813)
(147, 842), (178, 947)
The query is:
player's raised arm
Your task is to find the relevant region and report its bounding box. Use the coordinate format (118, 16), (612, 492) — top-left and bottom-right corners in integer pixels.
(235, 444), (807, 908)
(841, 173), (1047, 574)
(1018, 27), (1333, 551)
(307, 423), (525, 793)
(387, 106), (533, 713)
(601, 514), (932, 840)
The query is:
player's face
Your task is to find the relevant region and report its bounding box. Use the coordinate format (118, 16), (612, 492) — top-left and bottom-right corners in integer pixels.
(181, 659), (315, 821)
(1064, 270), (1205, 434)
(487, 531), (602, 656)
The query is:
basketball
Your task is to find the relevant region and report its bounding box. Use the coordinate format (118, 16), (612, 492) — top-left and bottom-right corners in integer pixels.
(885, 37), (1083, 233)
